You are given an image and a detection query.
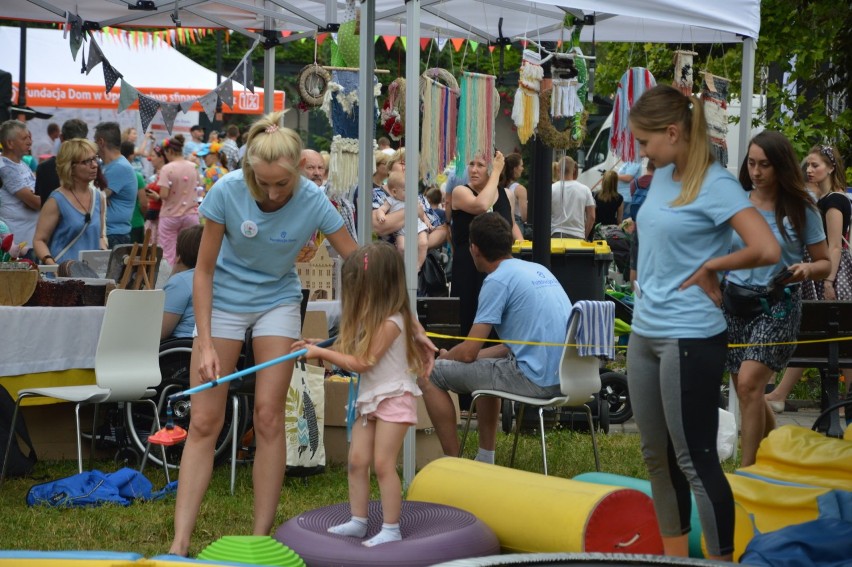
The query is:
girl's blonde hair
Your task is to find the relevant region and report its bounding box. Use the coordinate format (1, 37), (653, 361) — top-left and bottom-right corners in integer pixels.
(337, 242), (423, 377)
(242, 112), (302, 202)
(629, 84), (713, 206)
(809, 144), (847, 194)
(598, 170), (619, 202)
(56, 138), (99, 188)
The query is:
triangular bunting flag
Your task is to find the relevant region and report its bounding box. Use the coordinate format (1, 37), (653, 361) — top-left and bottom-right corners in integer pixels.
(159, 102), (180, 135)
(68, 14), (84, 60)
(117, 80), (139, 113)
(468, 40), (479, 52)
(451, 38), (464, 52)
(382, 35), (396, 51)
(198, 90), (219, 122)
(400, 37), (407, 51)
(179, 99), (196, 113)
(420, 38), (431, 51)
(102, 61), (122, 94)
(243, 59), (255, 93)
(317, 33), (328, 46)
(137, 94), (160, 133)
(86, 40), (104, 75)
(280, 30), (291, 38)
(489, 45), (495, 53)
(436, 37), (448, 52)
(216, 79), (234, 109)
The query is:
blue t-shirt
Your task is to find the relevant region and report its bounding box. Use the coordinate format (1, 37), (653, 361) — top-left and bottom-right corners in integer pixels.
(102, 156), (138, 236)
(475, 258), (572, 388)
(633, 162), (752, 338)
(617, 161), (642, 204)
(728, 202), (825, 288)
(199, 170), (344, 312)
(163, 268), (196, 339)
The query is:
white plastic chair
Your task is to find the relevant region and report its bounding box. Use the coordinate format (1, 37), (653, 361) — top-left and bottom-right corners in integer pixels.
(1, 289), (166, 483)
(459, 308), (605, 475)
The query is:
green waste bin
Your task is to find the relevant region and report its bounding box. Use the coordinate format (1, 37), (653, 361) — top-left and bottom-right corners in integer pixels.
(511, 238), (613, 302)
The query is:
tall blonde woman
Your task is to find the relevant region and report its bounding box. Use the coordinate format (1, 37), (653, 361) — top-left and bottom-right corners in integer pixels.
(627, 85), (779, 561)
(33, 139), (107, 265)
(169, 113), (358, 556)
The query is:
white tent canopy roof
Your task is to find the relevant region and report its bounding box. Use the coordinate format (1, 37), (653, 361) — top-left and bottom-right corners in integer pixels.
(5, 0), (759, 44)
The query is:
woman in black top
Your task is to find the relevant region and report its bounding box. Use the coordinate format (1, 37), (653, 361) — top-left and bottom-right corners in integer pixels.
(594, 170), (624, 227)
(450, 151), (509, 337)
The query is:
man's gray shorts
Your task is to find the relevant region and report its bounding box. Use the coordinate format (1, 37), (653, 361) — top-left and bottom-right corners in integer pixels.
(430, 353), (561, 398)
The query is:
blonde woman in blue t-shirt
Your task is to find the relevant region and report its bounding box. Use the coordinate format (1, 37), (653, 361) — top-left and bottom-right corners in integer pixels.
(627, 85), (780, 562)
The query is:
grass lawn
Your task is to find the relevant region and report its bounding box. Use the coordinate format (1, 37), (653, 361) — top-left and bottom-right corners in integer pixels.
(0, 427), (741, 558)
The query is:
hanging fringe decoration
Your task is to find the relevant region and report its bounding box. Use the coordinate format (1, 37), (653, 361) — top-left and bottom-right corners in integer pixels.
(321, 69), (381, 197)
(672, 50), (698, 96)
(511, 50), (543, 144)
(609, 67), (656, 163)
(702, 72), (731, 168)
(455, 71), (498, 172)
(420, 68), (459, 186)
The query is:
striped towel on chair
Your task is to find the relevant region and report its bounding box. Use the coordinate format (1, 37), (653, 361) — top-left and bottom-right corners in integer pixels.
(571, 300), (616, 359)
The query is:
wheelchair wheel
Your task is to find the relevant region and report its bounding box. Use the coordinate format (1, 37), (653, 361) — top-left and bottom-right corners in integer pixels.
(600, 371), (632, 424)
(125, 343), (247, 469)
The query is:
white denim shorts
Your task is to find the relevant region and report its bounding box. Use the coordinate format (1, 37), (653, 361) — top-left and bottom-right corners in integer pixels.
(195, 303), (301, 341)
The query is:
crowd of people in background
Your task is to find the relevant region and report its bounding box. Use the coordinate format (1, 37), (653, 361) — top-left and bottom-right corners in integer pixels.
(1, 97), (849, 559)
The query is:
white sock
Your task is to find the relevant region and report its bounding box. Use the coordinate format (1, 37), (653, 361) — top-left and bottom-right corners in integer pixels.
(475, 448), (495, 464)
(362, 523), (401, 547)
(327, 516), (368, 538)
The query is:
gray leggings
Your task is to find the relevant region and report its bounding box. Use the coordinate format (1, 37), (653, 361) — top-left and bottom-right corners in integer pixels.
(627, 332), (734, 557)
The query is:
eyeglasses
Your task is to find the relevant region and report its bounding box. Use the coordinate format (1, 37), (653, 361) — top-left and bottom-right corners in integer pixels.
(74, 156), (99, 167)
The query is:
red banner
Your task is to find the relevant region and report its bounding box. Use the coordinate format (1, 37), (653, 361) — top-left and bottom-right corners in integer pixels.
(14, 83), (284, 114)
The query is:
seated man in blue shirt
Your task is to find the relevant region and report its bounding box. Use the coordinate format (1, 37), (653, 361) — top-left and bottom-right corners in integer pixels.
(161, 225), (203, 340)
(419, 212), (572, 464)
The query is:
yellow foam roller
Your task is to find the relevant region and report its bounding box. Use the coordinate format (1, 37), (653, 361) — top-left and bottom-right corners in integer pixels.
(408, 458), (662, 555)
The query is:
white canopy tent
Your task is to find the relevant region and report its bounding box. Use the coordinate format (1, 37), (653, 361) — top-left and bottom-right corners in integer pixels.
(3, 0), (760, 484)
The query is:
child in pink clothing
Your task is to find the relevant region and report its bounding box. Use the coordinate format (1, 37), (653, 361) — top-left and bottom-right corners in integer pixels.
(157, 134), (201, 266)
(293, 242), (424, 547)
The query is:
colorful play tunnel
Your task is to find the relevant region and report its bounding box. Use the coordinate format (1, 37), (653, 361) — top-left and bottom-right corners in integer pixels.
(407, 458), (663, 555)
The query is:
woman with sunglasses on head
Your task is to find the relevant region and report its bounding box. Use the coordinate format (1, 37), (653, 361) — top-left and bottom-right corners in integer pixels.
(33, 139), (107, 266)
(767, 144), (850, 413)
(723, 131), (829, 467)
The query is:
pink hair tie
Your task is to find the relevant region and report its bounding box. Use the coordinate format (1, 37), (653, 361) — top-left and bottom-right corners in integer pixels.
(265, 124), (279, 134)
(364, 253), (369, 271)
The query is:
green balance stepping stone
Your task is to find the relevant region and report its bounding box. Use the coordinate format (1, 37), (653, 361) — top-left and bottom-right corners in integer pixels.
(198, 535), (305, 566)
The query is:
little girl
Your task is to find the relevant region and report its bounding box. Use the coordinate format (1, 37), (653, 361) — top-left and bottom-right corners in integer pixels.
(292, 241), (424, 547)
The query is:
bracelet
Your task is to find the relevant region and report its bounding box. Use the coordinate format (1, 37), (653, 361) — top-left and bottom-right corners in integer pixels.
(41, 254), (54, 263)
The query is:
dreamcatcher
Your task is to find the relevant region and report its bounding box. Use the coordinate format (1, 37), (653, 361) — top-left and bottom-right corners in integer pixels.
(455, 72), (500, 171)
(511, 49), (544, 144)
(420, 68), (459, 185)
(610, 67), (656, 163)
(672, 50), (698, 96)
(702, 72), (731, 167)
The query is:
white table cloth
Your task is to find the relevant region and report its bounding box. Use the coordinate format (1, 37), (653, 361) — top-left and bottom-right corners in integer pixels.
(0, 306), (105, 376)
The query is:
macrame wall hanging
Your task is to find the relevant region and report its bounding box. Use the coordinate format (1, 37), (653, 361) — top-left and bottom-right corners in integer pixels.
(380, 77), (405, 141)
(321, 69), (381, 198)
(672, 50), (698, 96)
(455, 71), (499, 171)
(511, 49), (544, 144)
(420, 68), (459, 186)
(702, 72), (731, 168)
(609, 67), (656, 163)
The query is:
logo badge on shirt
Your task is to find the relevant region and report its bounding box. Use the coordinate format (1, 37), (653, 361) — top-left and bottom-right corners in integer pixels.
(241, 220), (258, 238)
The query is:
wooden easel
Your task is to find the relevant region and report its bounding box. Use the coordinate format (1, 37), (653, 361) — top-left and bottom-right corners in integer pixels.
(118, 229), (159, 290)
